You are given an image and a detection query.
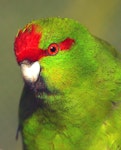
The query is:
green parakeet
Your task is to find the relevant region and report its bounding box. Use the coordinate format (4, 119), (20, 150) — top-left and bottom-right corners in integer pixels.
(14, 18), (121, 150)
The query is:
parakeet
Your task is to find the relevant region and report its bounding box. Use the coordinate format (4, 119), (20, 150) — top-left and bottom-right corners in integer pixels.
(14, 18), (121, 150)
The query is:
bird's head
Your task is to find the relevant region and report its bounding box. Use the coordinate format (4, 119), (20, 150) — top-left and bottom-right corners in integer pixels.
(14, 18), (96, 92)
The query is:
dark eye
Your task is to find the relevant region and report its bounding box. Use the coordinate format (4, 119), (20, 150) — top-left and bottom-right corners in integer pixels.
(48, 43), (59, 55)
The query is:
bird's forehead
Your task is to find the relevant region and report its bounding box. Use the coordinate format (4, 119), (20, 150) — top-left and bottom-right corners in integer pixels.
(15, 24), (42, 51)
(14, 24), (43, 63)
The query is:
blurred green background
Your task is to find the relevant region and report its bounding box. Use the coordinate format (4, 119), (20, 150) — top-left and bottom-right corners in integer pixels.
(0, 0), (121, 149)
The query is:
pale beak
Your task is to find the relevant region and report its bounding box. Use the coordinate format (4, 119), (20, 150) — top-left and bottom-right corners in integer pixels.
(20, 60), (40, 83)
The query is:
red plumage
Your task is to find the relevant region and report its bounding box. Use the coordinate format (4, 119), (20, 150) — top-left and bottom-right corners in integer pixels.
(14, 24), (46, 63)
(14, 24), (75, 64)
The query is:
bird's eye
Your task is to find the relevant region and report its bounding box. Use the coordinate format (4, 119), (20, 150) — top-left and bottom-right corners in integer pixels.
(47, 43), (59, 55)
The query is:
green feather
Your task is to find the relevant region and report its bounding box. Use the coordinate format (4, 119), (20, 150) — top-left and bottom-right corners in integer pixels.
(17, 18), (121, 150)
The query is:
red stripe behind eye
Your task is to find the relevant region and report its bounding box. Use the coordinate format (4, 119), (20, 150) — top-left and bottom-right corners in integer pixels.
(59, 38), (75, 51)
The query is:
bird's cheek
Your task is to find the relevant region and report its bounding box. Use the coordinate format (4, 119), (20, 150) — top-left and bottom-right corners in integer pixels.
(40, 67), (62, 87)
(39, 59), (74, 91)
(40, 67), (73, 92)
